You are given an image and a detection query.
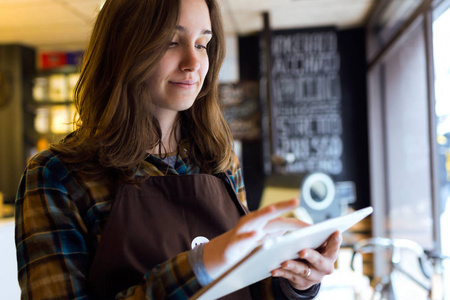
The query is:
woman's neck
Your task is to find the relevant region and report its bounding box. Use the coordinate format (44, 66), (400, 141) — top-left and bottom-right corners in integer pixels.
(148, 110), (180, 155)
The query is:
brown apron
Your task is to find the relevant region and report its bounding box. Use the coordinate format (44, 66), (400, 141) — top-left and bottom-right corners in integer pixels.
(88, 173), (253, 299)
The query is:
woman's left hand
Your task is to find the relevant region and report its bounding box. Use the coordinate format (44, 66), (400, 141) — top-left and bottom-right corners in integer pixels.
(271, 230), (342, 291)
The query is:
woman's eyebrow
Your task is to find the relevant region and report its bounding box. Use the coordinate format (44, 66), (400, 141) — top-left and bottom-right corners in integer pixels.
(176, 25), (212, 36)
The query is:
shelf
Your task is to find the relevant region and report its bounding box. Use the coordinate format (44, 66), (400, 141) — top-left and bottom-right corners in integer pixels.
(26, 100), (74, 106)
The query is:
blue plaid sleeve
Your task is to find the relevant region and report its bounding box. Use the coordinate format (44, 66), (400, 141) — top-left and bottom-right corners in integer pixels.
(15, 151), (93, 300)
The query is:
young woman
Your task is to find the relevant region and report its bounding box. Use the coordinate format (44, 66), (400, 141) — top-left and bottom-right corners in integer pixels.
(15, 0), (341, 299)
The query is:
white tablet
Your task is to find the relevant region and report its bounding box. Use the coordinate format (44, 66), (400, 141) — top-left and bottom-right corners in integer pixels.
(191, 206), (373, 300)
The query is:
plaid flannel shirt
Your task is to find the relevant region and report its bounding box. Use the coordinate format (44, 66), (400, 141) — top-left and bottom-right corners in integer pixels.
(15, 149), (319, 299)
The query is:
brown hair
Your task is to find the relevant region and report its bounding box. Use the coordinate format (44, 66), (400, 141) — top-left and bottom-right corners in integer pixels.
(51, 0), (233, 182)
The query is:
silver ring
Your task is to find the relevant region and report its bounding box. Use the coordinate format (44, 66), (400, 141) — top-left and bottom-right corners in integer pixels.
(304, 266), (312, 278)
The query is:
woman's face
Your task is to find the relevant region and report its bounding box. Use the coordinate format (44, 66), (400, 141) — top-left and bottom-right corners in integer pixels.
(147, 0), (212, 120)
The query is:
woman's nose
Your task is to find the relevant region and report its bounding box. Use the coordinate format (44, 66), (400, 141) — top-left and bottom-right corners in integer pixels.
(180, 46), (201, 72)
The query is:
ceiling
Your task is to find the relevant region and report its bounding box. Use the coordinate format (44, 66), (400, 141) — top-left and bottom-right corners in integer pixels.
(0, 0), (375, 51)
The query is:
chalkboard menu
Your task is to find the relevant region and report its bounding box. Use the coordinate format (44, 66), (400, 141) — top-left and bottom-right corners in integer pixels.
(270, 28), (343, 175)
(219, 81), (261, 141)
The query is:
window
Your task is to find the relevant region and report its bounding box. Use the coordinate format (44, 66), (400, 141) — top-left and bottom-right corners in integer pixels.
(432, 1), (450, 293)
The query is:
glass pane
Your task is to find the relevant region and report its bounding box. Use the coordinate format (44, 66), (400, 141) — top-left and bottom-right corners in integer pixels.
(432, 4), (450, 296)
(50, 105), (74, 135)
(48, 74), (68, 102)
(378, 19), (432, 300)
(35, 107), (50, 134)
(383, 20), (433, 249)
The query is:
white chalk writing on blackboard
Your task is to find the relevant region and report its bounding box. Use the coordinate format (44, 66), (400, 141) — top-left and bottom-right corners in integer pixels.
(271, 30), (343, 175)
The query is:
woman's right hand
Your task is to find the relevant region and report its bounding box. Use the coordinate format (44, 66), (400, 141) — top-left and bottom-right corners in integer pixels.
(202, 198), (309, 279)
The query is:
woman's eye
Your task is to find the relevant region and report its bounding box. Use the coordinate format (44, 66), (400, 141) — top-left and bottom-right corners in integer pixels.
(169, 41), (178, 47)
(195, 44), (207, 50)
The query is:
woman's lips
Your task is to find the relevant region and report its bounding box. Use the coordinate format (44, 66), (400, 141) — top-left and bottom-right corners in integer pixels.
(169, 80), (197, 89)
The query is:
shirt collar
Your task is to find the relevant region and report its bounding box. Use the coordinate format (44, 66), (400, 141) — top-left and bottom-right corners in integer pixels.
(144, 149), (200, 175)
